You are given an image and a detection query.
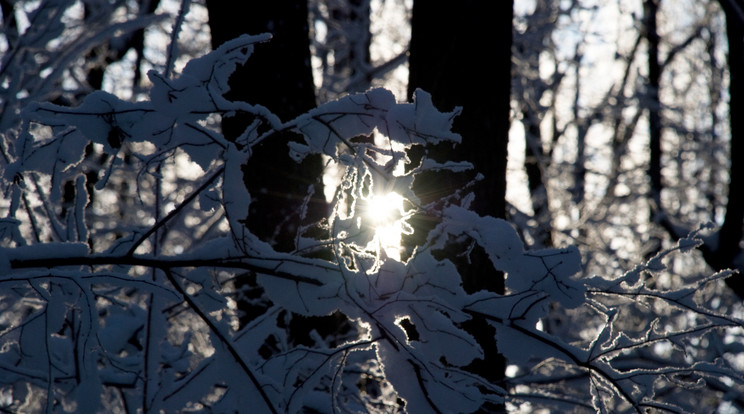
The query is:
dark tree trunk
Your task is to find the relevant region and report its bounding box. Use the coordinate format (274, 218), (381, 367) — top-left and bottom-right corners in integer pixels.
(518, 0), (561, 249)
(644, 0), (666, 260)
(710, 0), (744, 296)
(407, 0), (513, 272)
(407, 1), (513, 409)
(523, 112), (554, 247)
(206, 3), (333, 339)
(572, 52), (587, 214)
(206, 1), (326, 253)
(645, 0), (663, 201)
(407, 1), (512, 222)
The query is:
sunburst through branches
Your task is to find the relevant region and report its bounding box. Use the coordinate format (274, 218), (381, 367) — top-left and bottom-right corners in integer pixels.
(361, 191), (412, 261)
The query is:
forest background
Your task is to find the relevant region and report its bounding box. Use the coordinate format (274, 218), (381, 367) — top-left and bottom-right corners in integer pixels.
(0, 0), (744, 412)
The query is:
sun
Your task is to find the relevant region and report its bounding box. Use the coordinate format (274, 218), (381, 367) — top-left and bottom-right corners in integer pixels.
(366, 192), (403, 225)
(363, 192), (410, 261)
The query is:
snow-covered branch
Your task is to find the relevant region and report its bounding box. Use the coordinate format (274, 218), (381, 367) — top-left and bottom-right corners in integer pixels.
(0, 21), (741, 413)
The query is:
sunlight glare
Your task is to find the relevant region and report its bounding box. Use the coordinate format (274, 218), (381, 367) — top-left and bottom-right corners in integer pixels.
(364, 192), (409, 261)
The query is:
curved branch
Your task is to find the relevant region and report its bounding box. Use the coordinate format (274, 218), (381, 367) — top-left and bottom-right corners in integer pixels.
(464, 309), (642, 413)
(126, 166), (224, 256)
(8, 254), (328, 286)
(162, 268), (278, 414)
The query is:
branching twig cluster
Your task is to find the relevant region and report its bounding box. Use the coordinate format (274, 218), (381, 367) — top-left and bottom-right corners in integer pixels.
(0, 17), (742, 414)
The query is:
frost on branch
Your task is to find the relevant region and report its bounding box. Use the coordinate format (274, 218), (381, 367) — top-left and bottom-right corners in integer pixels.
(1, 30), (743, 414)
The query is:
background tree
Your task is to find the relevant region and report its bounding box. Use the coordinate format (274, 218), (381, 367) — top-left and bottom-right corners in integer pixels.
(511, 0), (739, 280)
(694, 0), (744, 296)
(512, 0), (562, 250)
(406, 1), (514, 405)
(310, 0), (373, 101)
(511, 1), (744, 406)
(206, 0), (324, 253)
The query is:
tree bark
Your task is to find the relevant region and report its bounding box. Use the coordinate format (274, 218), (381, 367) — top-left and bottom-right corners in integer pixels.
(645, 0), (663, 202)
(206, 1), (326, 253)
(408, 0), (512, 291)
(206, 3), (332, 338)
(407, 1), (513, 408)
(643, 0), (666, 260)
(710, 0), (744, 296)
